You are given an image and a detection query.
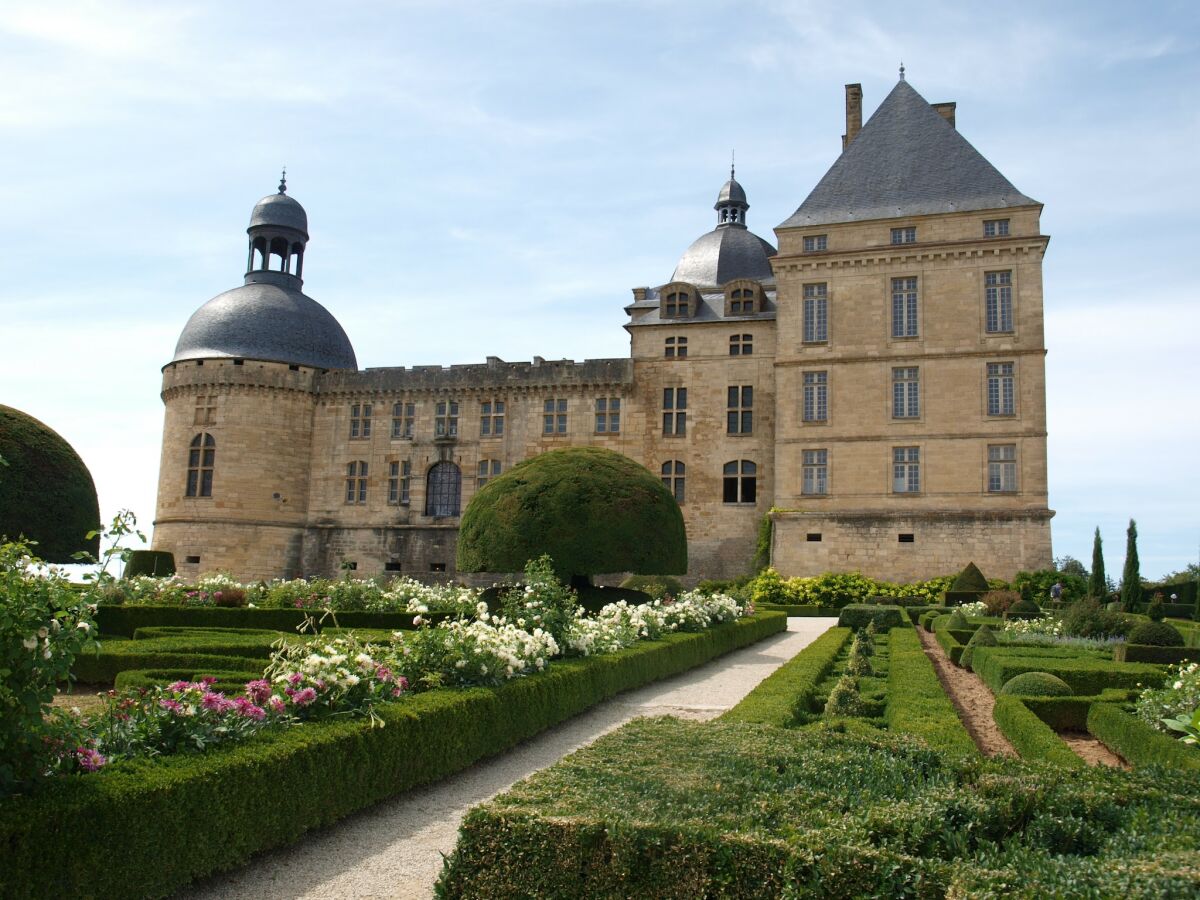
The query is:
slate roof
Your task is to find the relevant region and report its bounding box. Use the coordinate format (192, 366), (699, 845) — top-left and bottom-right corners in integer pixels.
(780, 80), (1038, 228)
(671, 226), (777, 287)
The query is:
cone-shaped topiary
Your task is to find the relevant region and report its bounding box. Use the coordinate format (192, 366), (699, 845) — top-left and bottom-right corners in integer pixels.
(946, 609), (970, 630)
(823, 674), (864, 717)
(1145, 595), (1165, 623)
(951, 562), (990, 593)
(1127, 621), (1184, 647)
(846, 651), (874, 677)
(960, 623), (998, 670)
(853, 632), (875, 657)
(456, 447), (687, 583)
(1000, 672), (1073, 697)
(0, 405), (99, 563)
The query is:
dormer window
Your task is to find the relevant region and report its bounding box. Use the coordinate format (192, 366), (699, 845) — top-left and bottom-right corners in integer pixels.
(660, 282), (696, 318)
(724, 280), (761, 316)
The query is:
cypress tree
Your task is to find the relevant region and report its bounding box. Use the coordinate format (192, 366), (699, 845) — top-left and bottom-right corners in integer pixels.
(1120, 519), (1141, 611)
(1088, 527), (1107, 599)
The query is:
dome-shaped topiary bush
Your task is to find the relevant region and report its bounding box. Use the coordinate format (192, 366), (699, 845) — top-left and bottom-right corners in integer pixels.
(0, 405), (99, 563)
(1000, 672), (1073, 697)
(1005, 597), (1042, 620)
(1127, 621), (1184, 647)
(960, 623), (998, 670)
(951, 562), (989, 593)
(457, 447), (687, 584)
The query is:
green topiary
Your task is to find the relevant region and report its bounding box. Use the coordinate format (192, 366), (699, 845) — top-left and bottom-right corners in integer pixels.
(1006, 597), (1041, 619)
(823, 674), (864, 717)
(945, 610), (970, 630)
(1127, 621), (1184, 647)
(960, 624), (998, 670)
(1000, 672), (1073, 697)
(456, 447), (687, 584)
(619, 574), (683, 601)
(0, 405), (100, 563)
(951, 562), (989, 593)
(845, 649), (874, 677)
(1145, 594), (1165, 622)
(852, 631), (875, 656)
(123, 550), (177, 579)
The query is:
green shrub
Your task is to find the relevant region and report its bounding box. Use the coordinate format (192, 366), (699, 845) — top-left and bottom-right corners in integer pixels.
(1013, 568), (1088, 606)
(950, 561), (989, 592)
(1000, 672), (1074, 697)
(1005, 597), (1041, 619)
(0, 614), (785, 899)
(837, 604), (904, 630)
(748, 567), (788, 606)
(935, 625), (969, 665)
(122, 550), (176, 578)
(1113, 644), (1200, 664)
(945, 609), (970, 630)
(1087, 703), (1200, 770)
(722, 628), (851, 727)
(1146, 594), (1166, 622)
(1061, 598), (1134, 639)
(845, 649), (874, 677)
(94, 605), (432, 638)
(1127, 620), (1184, 647)
(885, 628), (977, 756)
(992, 696), (1084, 768)
(960, 623), (998, 670)
(618, 574), (682, 600)
(982, 590), (1020, 616)
(823, 674), (864, 717)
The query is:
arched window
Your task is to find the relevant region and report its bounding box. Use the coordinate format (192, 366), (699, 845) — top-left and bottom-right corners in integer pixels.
(722, 460), (757, 504)
(186, 433), (215, 497)
(661, 460), (685, 504)
(425, 462), (462, 517)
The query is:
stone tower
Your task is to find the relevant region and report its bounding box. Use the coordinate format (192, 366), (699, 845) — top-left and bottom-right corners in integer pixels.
(153, 178), (357, 580)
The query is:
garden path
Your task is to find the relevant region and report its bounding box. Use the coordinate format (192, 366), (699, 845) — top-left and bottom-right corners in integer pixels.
(176, 617), (837, 900)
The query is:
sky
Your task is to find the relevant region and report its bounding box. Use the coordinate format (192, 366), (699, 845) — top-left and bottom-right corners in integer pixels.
(1, 0), (1197, 581)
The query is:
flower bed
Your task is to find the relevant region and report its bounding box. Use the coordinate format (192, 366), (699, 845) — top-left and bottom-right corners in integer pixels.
(0, 612), (785, 899)
(94, 604), (437, 638)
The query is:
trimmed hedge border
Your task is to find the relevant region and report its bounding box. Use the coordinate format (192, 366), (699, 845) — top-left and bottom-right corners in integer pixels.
(992, 696), (1084, 768)
(0, 612), (785, 900)
(720, 627), (851, 726)
(837, 604), (905, 630)
(884, 628), (978, 757)
(113, 668), (263, 693)
(1019, 690), (1136, 731)
(1114, 644), (1200, 664)
(756, 604), (842, 617)
(1087, 703), (1200, 771)
(94, 605), (448, 638)
(970, 646), (1164, 696)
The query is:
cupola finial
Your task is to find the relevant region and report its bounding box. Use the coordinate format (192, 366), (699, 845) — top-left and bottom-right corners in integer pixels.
(278, 166), (287, 194)
(731, 149), (735, 181)
(899, 62), (906, 81)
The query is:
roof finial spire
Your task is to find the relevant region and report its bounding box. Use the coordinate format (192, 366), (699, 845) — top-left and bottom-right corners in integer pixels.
(730, 149), (735, 181)
(899, 61), (906, 81)
(278, 166), (287, 194)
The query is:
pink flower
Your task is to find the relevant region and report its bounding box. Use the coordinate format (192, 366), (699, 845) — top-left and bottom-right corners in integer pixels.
(76, 747), (107, 772)
(396, 676), (409, 691)
(375, 666), (392, 681)
(200, 676), (218, 687)
(168, 681), (193, 693)
(245, 679), (272, 704)
(268, 696), (287, 714)
(292, 687), (317, 706)
(201, 691), (234, 712)
(287, 672), (304, 686)
(159, 698), (183, 714)
(239, 702), (266, 721)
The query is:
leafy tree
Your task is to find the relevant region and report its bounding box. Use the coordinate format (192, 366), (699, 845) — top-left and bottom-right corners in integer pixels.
(1088, 527), (1107, 599)
(457, 447), (687, 585)
(1053, 555), (1088, 580)
(1120, 518), (1142, 611)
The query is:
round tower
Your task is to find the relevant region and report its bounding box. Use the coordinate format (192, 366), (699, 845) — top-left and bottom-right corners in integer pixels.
(153, 177), (357, 581)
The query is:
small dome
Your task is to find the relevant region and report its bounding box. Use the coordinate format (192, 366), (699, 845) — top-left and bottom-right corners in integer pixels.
(172, 278), (357, 370)
(716, 177), (747, 205)
(671, 227), (777, 287)
(249, 191), (308, 235)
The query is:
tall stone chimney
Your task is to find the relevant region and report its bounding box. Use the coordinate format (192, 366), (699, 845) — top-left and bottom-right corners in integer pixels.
(842, 83), (863, 150)
(931, 101), (956, 128)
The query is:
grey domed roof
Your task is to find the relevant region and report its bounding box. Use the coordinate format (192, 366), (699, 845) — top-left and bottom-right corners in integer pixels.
(172, 275), (357, 370)
(250, 191), (309, 235)
(717, 177), (746, 205)
(671, 226), (777, 287)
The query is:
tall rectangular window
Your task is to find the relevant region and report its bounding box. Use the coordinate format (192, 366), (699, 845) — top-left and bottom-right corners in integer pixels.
(662, 387), (687, 435)
(435, 400), (459, 438)
(803, 371), (828, 422)
(891, 277), (919, 338)
(727, 385), (753, 434)
(477, 459), (501, 487)
(391, 402), (414, 439)
(661, 460), (685, 504)
(543, 398), (567, 434)
(891, 226), (917, 244)
(480, 400), (505, 437)
(345, 461), (368, 504)
(984, 219), (1010, 237)
(985, 271), (1013, 333)
(350, 403), (372, 439)
(803, 234), (828, 252)
(892, 367), (920, 418)
(802, 449), (828, 495)
(664, 336), (687, 358)
(595, 398), (620, 433)
(987, 362), (1016, 416)
(803, 283), (828, 342)
(388, 460), (411, 505)
(893, 447), (920, 493)
(988, 444), (1017, 492)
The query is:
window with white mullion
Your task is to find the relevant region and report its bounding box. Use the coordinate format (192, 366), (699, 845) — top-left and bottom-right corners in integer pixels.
(803, 371), (828, 422)
(801, 449), (827, 495)
(987, 444), (1017, 492)
(891, 277), (919, 338)
(892, 367), (919, 418)
(985, 271), (1013, 333)
(892, 447), (920, 493)
(987, 362), (1016, 416)
(803, 283), (828, 342)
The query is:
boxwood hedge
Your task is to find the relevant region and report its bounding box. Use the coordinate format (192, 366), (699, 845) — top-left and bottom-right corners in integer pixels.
(720, 627), (851, 727)
(0, 612), (784, 899)
(94, 605), (444, 638)
(884, 628), (978, 757)
(970, 646), (1164, 696)
(1086, 703), (1200, 771)
(992, 695), (1085, 768)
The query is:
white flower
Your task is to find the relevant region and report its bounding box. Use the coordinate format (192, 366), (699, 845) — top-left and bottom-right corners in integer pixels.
(37, 627), (48, 639)
(77, 621), (90, 633)
(23, 636), (37, 650)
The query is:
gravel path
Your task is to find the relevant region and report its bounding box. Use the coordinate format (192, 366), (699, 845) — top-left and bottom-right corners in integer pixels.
(177, 617), (836, 900)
